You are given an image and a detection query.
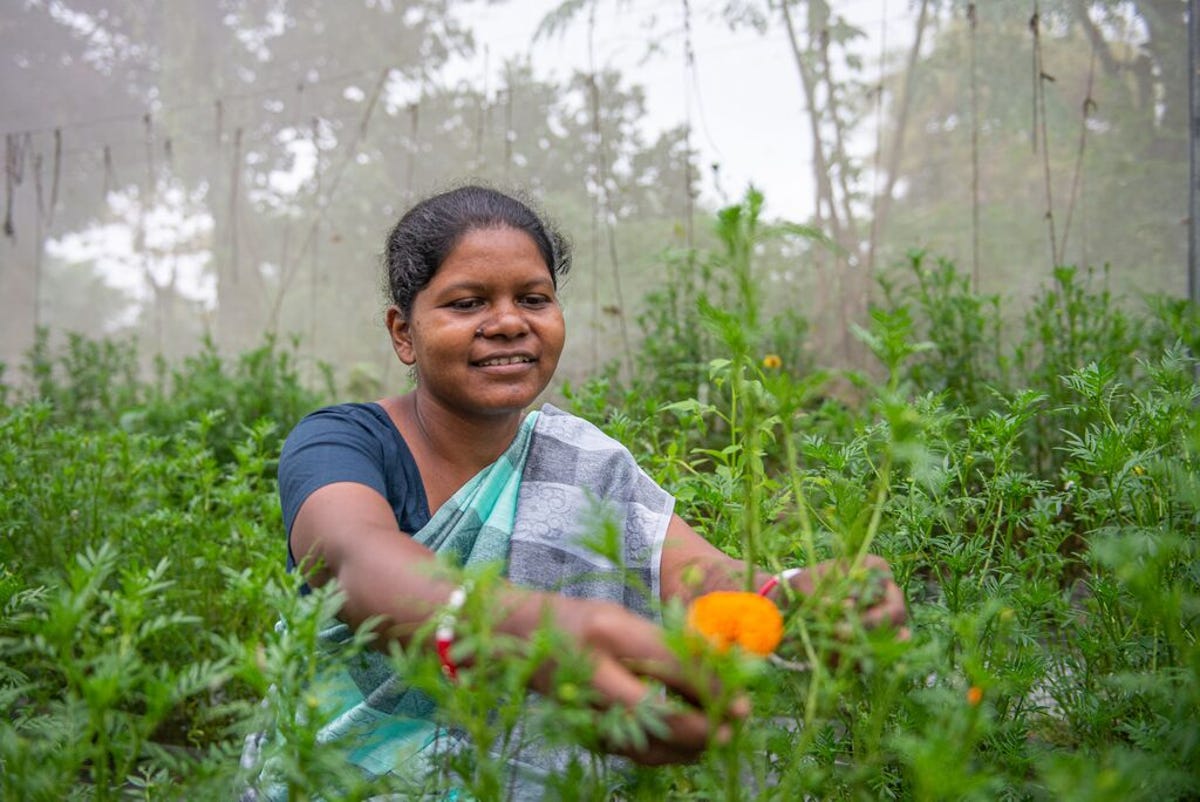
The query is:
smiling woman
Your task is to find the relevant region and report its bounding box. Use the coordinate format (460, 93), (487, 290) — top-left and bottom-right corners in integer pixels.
(245, 184), (907, 799)
(388, 227), (566, 433)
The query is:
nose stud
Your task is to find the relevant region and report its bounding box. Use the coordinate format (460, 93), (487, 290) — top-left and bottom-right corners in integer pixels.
(475, 326), (485, 337)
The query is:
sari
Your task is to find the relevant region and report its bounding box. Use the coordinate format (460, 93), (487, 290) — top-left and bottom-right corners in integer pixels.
(244, 405), (673, 799)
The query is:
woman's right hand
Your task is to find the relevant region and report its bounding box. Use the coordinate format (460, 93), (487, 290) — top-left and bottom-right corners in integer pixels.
(537, 595), (749, 766)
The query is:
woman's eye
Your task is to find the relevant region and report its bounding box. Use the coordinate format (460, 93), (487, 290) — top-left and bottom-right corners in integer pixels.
(449, 298), (482, 311)
(521, 295), (551, 308)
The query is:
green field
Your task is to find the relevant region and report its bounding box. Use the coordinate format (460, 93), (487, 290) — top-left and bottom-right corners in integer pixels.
(3, 198), (1198, 800)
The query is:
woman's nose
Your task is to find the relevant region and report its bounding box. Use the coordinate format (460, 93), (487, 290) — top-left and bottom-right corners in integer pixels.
(478, 301), (529, 338)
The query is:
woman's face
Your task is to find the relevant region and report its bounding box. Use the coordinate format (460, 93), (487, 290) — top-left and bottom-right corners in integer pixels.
(390, 226), (566, 419)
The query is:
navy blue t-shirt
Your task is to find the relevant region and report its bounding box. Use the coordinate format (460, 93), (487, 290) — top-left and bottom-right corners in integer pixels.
(278, 403), (431, 573)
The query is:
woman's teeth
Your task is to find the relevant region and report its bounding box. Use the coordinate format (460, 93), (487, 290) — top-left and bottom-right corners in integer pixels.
(477, 356), (533, 367)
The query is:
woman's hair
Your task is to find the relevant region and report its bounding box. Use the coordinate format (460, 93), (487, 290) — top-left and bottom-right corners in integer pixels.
(383, 184), (572, 317)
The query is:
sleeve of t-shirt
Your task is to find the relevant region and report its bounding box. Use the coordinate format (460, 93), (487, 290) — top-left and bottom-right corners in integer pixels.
(277, 406), (390, 538)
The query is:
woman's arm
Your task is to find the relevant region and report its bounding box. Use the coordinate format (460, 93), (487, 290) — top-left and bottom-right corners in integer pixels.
(291, 481), (455, 638)
(290, 482), (746, 765)
(658, 514), (773, 602)
(659, 513), (908, 632)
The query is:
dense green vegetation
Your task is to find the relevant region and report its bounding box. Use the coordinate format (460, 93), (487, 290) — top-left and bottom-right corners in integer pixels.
(3, 195), (1199, 799)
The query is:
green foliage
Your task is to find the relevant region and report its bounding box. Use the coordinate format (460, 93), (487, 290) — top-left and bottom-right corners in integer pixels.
(19, 328), (143, 425)
(878, 252), (1008, 412)
(2, 193), (1199, 798)
(1, 544), (236, 800)
(0, 335), (331, 796)
(132, 336), (333, 467)
(13, 331), (329, 467)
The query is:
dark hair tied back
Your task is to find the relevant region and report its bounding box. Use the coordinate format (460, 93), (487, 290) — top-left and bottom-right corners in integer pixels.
(383, 185), (571, 317)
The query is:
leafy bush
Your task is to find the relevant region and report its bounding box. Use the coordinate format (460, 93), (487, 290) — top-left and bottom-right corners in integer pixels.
(132, 336), (333, 467)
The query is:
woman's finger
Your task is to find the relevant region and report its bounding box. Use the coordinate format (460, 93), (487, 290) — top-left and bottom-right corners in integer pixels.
(860, 576), (907, 630)
(561, 603), (752, 764)
(588, 654), (716, 761)
(797, 555), (907, 632)
(587, 608), (748, 719)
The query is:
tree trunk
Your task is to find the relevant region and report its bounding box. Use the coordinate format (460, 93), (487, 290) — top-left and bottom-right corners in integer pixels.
(868, 0), (931, 273)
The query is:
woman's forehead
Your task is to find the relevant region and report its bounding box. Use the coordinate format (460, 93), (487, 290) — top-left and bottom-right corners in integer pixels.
(419, 228), (554, 290)
(440, 228), (550, 270)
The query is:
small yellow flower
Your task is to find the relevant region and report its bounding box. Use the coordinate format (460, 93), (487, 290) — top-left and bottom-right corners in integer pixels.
(966, 685), (983, 706)
(687, 591), (784, 656)
(1133, 465), (1146, 476)
(761, 353), (783, 370)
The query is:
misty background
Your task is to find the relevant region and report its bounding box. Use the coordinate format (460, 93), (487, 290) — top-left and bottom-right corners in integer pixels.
(1, 0), (1190, 395)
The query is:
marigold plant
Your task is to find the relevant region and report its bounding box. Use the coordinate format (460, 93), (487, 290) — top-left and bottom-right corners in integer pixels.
(686, 591), (784, 656)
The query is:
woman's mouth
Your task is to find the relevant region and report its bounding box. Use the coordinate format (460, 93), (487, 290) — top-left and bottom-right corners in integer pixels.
(474, 355), (535, 367)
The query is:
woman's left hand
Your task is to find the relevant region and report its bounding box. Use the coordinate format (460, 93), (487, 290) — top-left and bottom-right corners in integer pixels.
(780, 554), (909, 640)
(659, 514), (909, 646)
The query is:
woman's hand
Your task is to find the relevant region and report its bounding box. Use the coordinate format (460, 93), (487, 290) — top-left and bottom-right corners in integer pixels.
(780, 554), (908, 637)
(659, 514), (908, 642)
(539, 595), (749, 766)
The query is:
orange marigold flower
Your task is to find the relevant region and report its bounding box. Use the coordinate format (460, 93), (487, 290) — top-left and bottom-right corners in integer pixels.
(761, 353), (783, 370)
(686, 591), (784, 656)
(966, 685), (983, 706)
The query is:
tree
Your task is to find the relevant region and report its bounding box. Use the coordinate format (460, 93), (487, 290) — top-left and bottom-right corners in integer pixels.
(0, 0), (149, 371)
(1, 0), (475, 365)
(265, 59), (701, 386)
(2, 1), (707, 390)
(531, 0), (935, 365)
(877, 1), (1189, 302)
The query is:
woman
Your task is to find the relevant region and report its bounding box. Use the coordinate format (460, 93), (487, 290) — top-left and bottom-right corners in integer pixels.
(271, 185), (906, 795)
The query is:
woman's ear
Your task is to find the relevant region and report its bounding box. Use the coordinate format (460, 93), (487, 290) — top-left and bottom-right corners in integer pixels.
(385, 305), (416, 365)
